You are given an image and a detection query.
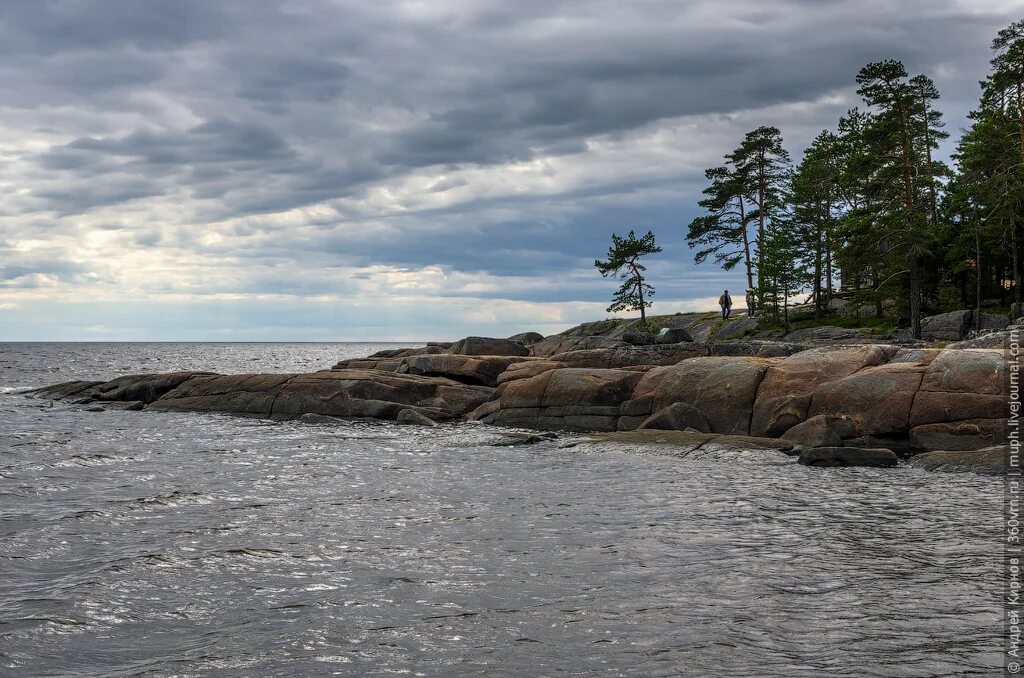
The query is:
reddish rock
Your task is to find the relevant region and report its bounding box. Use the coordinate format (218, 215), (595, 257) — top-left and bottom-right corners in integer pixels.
(495, 360), (566, 385)
(630, 357), (773, 435)
(807, 363), (925, 436)
(919, 348), (1006, 396)
(909, 419), (1006, 451)
(750, 346), (890, 437)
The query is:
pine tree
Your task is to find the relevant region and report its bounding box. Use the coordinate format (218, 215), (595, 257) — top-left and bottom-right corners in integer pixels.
(984, 20), (1024, 303)
(595, 230), (662, 324)
(790, 131), (841, 319)
(686, 165), (755, 290)
(855, 60), (945, 338)
(727, 126), (792, 305)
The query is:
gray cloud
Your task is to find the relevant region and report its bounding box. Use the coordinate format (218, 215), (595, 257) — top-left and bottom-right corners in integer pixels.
(0, 0), (1019, 336)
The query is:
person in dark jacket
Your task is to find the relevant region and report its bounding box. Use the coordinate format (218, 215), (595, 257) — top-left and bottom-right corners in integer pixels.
(719, 289), (732, 320)
(745, 289), (755, 317)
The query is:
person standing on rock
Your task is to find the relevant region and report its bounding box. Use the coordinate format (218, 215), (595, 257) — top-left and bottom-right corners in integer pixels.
(719, 289), (733, 320)
(745, 289), (755, 317)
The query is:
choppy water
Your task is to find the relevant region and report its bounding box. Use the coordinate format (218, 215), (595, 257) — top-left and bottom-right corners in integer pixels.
(0, 343), (1003, 676)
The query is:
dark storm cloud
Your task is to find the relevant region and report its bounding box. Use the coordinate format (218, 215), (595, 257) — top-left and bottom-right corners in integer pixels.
(1, 0), (1021, 297)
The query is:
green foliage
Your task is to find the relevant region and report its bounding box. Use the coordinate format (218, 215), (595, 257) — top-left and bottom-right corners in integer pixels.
(595, 230), (662, 323)
(681, 22), (1023, 328)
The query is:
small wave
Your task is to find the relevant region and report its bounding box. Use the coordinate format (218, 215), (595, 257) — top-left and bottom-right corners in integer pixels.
(0, 386), (35, 395)
(52, 454), (132, 468)
(115, 491), (213, 511)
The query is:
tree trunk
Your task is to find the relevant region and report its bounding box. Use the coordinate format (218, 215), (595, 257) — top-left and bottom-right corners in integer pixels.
(975, 223), (982, 332)
(757, 153), (766, 293)
(740, 196), (754, 291)
(1015, 221), (1023, 305)
(908, 251), (922, 339)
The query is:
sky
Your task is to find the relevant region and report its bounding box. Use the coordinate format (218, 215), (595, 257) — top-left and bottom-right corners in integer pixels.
(1, 0), (1022, 341)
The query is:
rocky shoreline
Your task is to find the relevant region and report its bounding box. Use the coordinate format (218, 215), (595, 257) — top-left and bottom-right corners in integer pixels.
(29, 312), (1012, 476)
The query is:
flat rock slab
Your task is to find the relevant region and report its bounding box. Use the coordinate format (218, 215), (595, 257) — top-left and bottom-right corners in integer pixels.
(907, 446), (1006, 475)
(584, 429), (794, 452)
(797, 447), (898, 468)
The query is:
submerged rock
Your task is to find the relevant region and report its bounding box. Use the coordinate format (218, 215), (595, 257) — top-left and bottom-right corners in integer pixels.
(907, 446), (1006, 475)
(797, 447), (898, 468)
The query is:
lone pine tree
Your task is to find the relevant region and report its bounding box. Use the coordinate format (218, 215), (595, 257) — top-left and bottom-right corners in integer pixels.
(595, 230), (662, 324)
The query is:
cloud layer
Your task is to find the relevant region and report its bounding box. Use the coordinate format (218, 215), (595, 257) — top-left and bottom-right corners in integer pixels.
(0, 0), (1020, 339)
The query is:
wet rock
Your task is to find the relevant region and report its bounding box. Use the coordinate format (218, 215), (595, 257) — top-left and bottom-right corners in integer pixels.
(30, 380), (104, 400)
(489, 431), (557, 446)
(298, 413), (347, 425)
(396, 408), (438, 426)
(105, 400), (145, 411)
(83, 405), (106, 412)
(797, 447), (898, 468)
(92, 371), (216, 403)
(907, 445), (1006, 475)
(780, 415), (842, 448)
(584, 429), (794, 454)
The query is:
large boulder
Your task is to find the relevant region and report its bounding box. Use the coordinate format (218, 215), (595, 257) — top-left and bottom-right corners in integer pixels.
(780, 414), (842, 448)
(530, 335), (625, 358)
(920, 310), (973, 341)
(750, 345), (891, 437)
(657, 327), (693, 344)
(507, 331), (544, 347)
(482, 368), (642, 432)
(637, 402), (711, 432)
(909, 349), (1007, 427)
(907, 445), (1006, 475)
(622, 330), (655, 346)
(333, 345), (446, 369)
(626, 357), (773, 435)
(399, 354), (530, 387)
(714, 316), (758, 340)
(977, 312), (1010, 331)
(807, 362), (926, 436)
(798, 447), (898, 468)
(449, 336), (530, 357)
